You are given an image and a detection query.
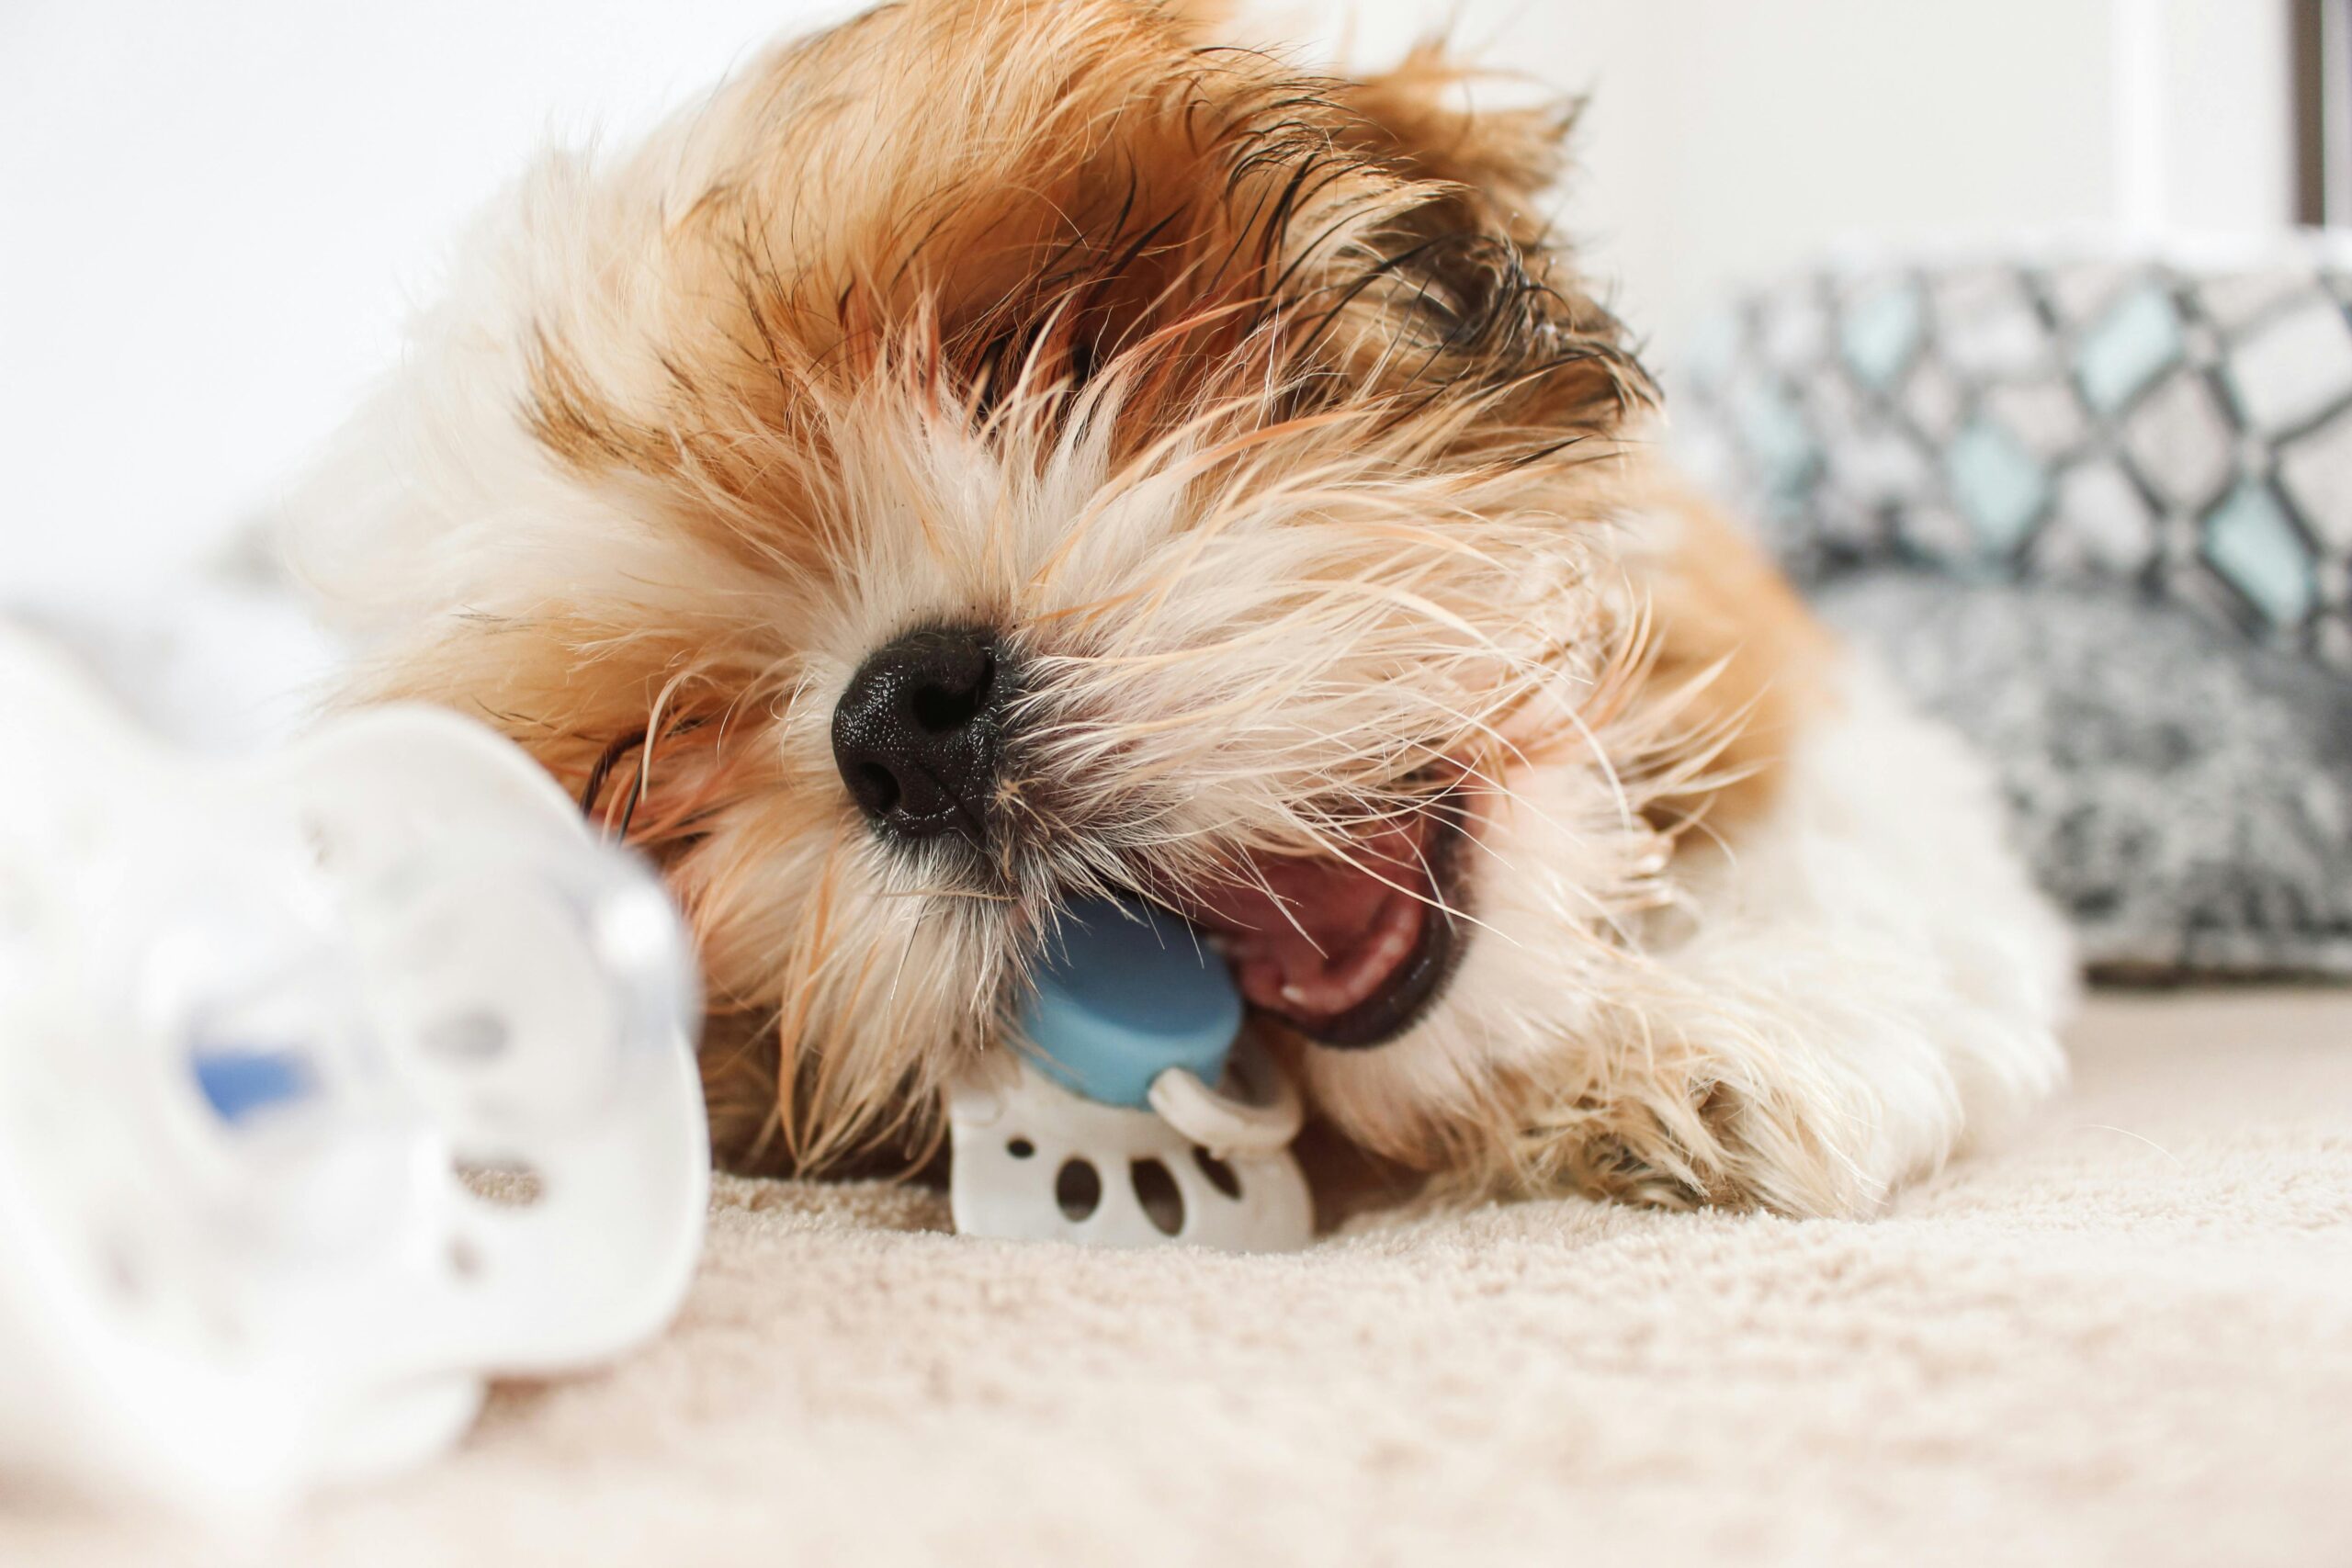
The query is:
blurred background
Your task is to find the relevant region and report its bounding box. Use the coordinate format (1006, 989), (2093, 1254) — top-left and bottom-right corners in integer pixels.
(0, 0), (2295, 597)
(2, 4), (2348, 1550)
(4, 0), (2341, 976)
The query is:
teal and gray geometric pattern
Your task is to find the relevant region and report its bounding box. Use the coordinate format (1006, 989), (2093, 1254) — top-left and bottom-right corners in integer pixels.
(1676, 247), (2352, 671)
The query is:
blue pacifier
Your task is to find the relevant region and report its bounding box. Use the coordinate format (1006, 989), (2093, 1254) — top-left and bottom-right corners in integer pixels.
(946, 897), (1314, 1251)
(1020, 899), (1241, 1109)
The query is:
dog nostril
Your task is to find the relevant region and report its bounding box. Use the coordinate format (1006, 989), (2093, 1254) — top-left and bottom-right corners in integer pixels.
(910, 651), (993, 735)
(850, 761), (900, 817)
(831, 626), (1011, 847)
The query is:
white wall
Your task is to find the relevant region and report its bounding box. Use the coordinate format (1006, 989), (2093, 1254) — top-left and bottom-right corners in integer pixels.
(0, 0), (2296, 600)
(0, 0), (853, 598)
(1495, 0), (2293, 366)
(2150, 0), (2296, 231)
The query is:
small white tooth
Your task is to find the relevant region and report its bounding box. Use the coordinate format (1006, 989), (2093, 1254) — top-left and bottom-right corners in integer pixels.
(1281, 984), (1310, 1006)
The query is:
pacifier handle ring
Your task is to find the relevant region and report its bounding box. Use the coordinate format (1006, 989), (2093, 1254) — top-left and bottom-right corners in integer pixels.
(1147, 1036), (1302, 1156)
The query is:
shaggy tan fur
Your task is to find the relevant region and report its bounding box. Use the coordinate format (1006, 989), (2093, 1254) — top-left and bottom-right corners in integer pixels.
(296, 0), (2067, 1216)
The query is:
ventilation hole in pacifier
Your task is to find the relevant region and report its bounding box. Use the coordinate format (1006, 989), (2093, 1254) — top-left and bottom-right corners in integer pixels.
(1129, 1159), (1185, 1236)
(421, 1010), (511, 1061)
(447, 1235), (485, 1281)
(454, 1157), (545, 1207)
(1191, 1146), (1242, 1200)
(1055, 1158), (1101, 1222)
(1006, 1137), (1035, 1159)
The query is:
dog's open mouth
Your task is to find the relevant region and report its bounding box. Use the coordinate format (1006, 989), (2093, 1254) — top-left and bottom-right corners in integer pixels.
(1165, 796), (1472, 1050)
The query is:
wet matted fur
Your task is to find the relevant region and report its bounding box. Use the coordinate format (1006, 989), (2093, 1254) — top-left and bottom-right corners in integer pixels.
(292, 0), (2071, 1218)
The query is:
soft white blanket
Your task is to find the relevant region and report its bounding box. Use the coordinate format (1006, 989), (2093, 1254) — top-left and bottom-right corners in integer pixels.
(11, 990), (2351, 1567)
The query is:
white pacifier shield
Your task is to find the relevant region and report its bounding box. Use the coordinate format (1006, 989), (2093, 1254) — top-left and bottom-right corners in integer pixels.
(949, 1043), (1313, 1251)
(948, 898), (1314, 1252)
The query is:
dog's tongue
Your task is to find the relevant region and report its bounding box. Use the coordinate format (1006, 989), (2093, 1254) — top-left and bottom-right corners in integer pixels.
(1176, 818), (1433, 1028)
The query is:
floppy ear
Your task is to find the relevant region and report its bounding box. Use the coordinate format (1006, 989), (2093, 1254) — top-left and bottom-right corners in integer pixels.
(574, 709), (742, 850)
(1334, 43), (1566, 225)
(1272, 44), (1652, 439)
(334, 604), (774, 869)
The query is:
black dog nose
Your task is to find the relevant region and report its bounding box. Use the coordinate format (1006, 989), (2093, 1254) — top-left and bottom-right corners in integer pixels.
(831, 626), (1009, 846)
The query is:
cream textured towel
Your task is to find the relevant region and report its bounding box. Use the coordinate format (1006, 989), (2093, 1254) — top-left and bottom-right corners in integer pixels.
(10, 991), (2352, 1567)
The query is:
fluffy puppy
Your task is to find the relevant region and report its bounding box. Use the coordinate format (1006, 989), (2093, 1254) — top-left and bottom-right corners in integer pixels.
(292, 0), (2071, 1216)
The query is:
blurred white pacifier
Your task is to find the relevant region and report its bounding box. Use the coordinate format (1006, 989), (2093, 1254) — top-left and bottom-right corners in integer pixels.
(948, 898), (1313, 1251)
(0, 626), (709, 1515)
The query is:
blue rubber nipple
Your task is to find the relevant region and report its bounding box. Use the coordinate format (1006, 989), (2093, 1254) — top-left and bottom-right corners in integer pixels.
(1017, 897), (1242, 1109)
(190, 1043), (317, 1124)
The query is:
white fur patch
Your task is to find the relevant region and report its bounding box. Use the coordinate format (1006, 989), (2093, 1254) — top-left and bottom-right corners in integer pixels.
(1304, 655), (2073, 1216)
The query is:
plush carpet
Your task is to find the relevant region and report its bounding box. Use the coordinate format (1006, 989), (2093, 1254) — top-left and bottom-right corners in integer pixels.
(11, 989), (2352, 1567)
